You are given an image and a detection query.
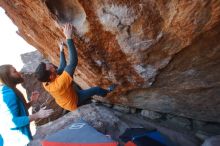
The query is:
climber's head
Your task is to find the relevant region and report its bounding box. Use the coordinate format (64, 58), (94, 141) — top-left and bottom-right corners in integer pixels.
(35, 62), (57, 82)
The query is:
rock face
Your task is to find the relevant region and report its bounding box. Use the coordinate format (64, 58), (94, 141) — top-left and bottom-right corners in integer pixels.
(202, 135), (220, 146)
(1, 0), (220, 122)
(21, 51), (66, 125)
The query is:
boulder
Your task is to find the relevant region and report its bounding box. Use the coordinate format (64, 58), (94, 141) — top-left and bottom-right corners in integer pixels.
(1, 0), (220, 123)
(202, 135), (220, 146)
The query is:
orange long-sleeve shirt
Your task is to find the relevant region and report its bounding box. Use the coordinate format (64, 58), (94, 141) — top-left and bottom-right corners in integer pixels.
(43, 71), (78, 111)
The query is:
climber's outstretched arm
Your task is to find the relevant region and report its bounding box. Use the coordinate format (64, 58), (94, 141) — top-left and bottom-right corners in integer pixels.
(57, 42), (67, 75)
(63, 24), (78, 76)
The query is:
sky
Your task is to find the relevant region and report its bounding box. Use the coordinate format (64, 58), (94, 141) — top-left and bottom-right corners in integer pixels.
(0, 8), (36, 71)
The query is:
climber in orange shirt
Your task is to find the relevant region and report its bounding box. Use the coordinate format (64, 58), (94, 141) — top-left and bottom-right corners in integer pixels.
(35, 23), (116, 111)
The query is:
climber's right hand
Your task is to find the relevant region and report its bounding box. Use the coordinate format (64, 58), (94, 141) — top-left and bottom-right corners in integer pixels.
(59, 41), (64, 52)
(63, 23), (73, 39)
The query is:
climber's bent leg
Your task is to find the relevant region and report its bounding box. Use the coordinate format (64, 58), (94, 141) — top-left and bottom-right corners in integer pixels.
(77, 86), (108, 106)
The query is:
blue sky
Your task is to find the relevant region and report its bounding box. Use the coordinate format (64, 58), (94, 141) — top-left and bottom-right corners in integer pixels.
(0, 8), (36, 70)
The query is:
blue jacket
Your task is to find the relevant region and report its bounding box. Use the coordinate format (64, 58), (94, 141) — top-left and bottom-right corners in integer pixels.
(0, 85), (32, 146)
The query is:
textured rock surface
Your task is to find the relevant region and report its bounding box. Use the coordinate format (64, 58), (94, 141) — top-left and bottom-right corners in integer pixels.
(20, 51), (48, 73)
(1, 0), (220, 122)
(141, 109), (162, 120)
(21, 51), (66, 125)
(29, 104), (201, 146)
(201, 135), (220, 146)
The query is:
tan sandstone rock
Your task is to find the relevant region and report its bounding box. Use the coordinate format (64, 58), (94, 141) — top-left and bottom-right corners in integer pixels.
(0, 0), (220, 122)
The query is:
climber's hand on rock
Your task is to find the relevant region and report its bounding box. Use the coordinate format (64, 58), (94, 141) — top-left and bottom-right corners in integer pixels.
(64, 23), (73, 39)
(59, 41), (64, 52)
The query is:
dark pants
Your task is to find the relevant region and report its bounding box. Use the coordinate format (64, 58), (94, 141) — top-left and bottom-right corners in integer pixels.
(76, 86), (108, 106)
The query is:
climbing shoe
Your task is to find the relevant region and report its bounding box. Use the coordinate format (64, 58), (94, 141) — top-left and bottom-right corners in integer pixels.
(107, 84), (117, 92)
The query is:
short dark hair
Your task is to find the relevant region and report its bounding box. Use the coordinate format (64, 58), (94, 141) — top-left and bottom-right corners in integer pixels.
(35, 62), (50, 82)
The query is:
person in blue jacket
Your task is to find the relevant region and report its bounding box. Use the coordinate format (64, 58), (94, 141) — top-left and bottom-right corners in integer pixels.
(0, 65), (54, 146)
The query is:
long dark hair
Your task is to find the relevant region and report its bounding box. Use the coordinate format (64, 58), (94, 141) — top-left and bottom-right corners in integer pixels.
(0, 65), (14, 87)
(0, 65), (28, 109)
